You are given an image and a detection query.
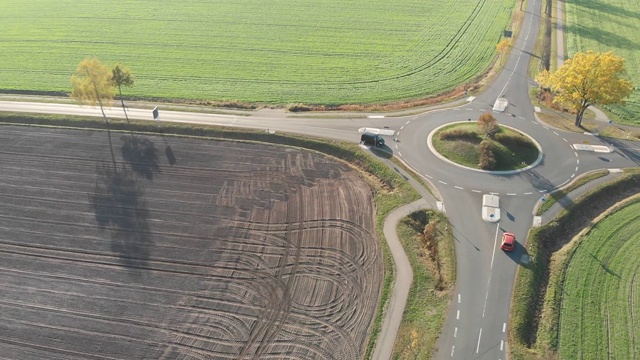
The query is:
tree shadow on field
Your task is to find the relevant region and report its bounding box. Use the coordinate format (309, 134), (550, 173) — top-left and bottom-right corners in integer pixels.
(563, 23), (639, 51)
(121, 135), (160, 180)
(89, 162), (153, 273)
(564, 0), (639, 19)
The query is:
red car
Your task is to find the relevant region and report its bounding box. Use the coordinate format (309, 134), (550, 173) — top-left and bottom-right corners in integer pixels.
(501, 232), (515, 252)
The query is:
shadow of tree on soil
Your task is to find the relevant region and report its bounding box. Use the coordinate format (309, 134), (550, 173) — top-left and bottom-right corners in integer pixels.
(121, 135), (160, 180)
(89, 162), (152, 273)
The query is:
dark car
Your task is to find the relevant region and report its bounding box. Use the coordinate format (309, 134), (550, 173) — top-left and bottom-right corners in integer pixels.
(501, 232), (515, 252)
(361, 132), (385, 147)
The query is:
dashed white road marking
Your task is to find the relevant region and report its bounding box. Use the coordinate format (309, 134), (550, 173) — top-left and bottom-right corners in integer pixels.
(476, 328), (483, 353)
(524, 192), (533, 195)
(518, 116), (525, 119)
(458, 294), (461, 303)
(553, 131), (559, 136)
(574, 152), (578, 157)
(530, 120), (537, 124)
(500, 340), (504, 351)
(405, 120), (411, 125)
(466, 108), (474, 111)
(397, 131), (400, 136)
(507, 193), (516, 196)
(456, 310), (460, 320)
(563, 138), (568, 142)
(451, 346), (455, 357)
(454, 327), (458, 337)
(575, 167), (579, 171)
(395, 144), (398, 150)
(503, 323), (506, 332)
(398, 152), (402, 157)
(400, 125), (404, 130)
(454, 186), (464, 190)
(439, 180), (448, 185)
(543, 126), (549, 130)
(571, 174), (576, 178)
(577, 159), (579, 164)
(472, 189), (481, 193)
(424, 174), (433, 179)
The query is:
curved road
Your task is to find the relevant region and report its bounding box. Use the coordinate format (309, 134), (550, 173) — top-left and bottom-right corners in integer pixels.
(1, 0), (640, 358)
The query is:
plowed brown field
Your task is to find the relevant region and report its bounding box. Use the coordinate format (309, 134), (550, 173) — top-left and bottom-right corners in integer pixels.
(0, 126), (382, 360)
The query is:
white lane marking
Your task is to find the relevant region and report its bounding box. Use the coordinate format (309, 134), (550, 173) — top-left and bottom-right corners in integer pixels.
(454, 186), (464, 190)
(424, 174), (433, 179)
(456, 310), (460, 320)
(575, 167), (579, 172)
(397, 132), (400, 136)
(480, 109), (487, 112)
(451, 346), (455, 357)
(439, 180), (448, 185)
(454, 327), (458, 337)
(395, 144), (398, 150)
(466, 108), (474, 110)
(524, 192), (533, 195)
(539, 189), (547, 193)
(472, 189), (481, 193)
(367, 115), (385, 118)
(458, 294), (461, 303)
(507, 193), (516, 196)
(531, 120), (537, 124)
(563, 138), (568, 142)
(398, 152), (402, 157)
(405, 120), (411, 125)
(577, 159), (580, 164)
(571, 174), (576, 178)
(553, 131), (559, 136)
(453, 108), (460, 111)
(503, 322), (506, 332)
(500, 340), (504, 351)
(543, 126), (549, 130)
(574, 152), (578, 157)
(484, 224), (500, 318)
(476, 328), (483, 353)
(518, 116), (525, 119)
(400, 125), (405, 130)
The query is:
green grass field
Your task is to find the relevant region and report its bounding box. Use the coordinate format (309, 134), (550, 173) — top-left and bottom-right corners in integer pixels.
(564, 0), (640, 124)
(558, 200), (640, 359)
(0, 0), (514, 105)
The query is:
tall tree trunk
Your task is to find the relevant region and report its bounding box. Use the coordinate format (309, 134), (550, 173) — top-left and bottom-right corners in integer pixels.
(575, 106), (587, 127)
(118, 86), (130, 126)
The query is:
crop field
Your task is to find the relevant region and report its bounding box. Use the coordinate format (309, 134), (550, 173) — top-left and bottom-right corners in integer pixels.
(0, 0), (515, 104)
(558, 201), (640, 359)
(564, 0), (640, 124)
(0, 126), (383, 359)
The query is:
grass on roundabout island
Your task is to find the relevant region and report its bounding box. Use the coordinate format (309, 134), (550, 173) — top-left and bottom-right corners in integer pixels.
(431, 122), (539, 171)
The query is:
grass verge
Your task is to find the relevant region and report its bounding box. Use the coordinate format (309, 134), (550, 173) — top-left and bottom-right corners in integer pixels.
(391, 210), (455, 359)
(534, 169), (610, 216)
(0, 111), (421, 360)
(510, 168), (640, 359)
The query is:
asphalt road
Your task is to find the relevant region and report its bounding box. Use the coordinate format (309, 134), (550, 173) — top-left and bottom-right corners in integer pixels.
(1, 0), (640, 358)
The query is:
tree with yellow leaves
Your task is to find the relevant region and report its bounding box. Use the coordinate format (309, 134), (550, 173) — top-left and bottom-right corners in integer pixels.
(496, 38), (512, 63)
(536, 51), (633, 127)
(71, 57), (115, 124)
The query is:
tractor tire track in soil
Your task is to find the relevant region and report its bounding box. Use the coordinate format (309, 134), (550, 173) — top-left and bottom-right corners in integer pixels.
(0, 126), (382, 360)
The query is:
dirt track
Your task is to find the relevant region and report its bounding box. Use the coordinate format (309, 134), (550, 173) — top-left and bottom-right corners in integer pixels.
(0, 126), (382, 359)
